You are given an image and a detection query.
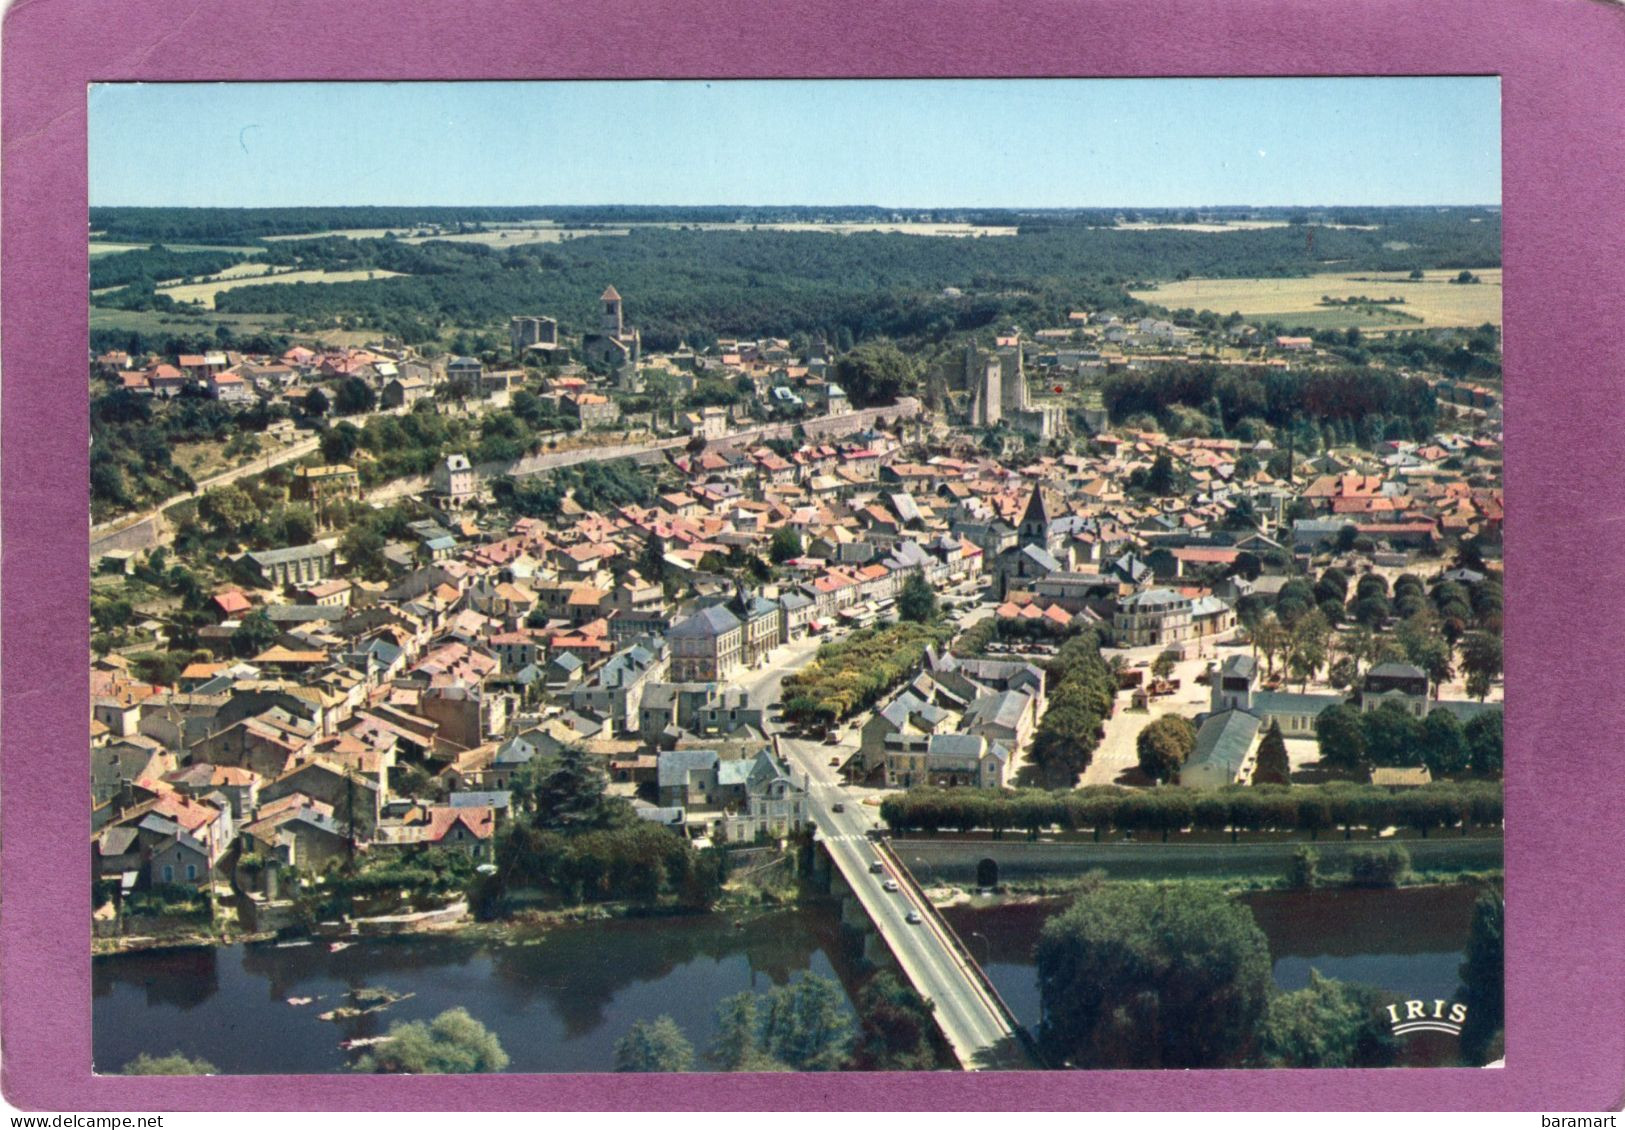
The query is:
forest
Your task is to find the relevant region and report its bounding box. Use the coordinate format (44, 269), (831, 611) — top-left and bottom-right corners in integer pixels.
(91, 206), (1501, 352)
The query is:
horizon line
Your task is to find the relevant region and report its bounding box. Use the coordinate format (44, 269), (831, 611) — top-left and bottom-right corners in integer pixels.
(89, 201), (1504, 212)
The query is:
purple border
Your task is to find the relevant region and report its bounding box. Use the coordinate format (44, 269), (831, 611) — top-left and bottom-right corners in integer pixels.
(6, 0), (1625, 1111)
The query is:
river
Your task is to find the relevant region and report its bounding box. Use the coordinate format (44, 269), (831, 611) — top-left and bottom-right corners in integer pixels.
(93, 905), (862, 1075)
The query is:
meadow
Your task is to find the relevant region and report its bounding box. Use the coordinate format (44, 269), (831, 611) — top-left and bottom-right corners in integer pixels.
(1130, 269), (1502, 331)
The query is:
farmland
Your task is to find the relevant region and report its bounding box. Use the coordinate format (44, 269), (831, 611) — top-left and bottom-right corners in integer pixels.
(154, 267), (408, 310)
(1130, 269), (1501, 331)
(88, 241), (266, 258)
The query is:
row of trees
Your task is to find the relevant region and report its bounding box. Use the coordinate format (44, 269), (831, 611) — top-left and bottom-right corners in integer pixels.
(780, 622), (955, 729)
(1027, 631), (1119, 786)
(1241, 568), (1502, 702)
(879, 780), (1505, 841)
(1316, 702), (1503, 779)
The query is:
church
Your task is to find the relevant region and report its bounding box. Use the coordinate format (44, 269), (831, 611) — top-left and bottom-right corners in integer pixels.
(581, 285), (642, 382)
(993, 486), (1066, 597)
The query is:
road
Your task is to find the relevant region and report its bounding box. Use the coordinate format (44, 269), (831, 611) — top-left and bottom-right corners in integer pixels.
(775, 729), (1031, 1069)
(737, 602), (1032, 1069)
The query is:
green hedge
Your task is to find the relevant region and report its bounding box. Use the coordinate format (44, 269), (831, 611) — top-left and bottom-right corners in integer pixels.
(879, 780), (1503, 840)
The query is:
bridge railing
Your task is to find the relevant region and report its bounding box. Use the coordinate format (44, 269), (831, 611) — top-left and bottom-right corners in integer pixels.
(872, 835), (1046, 1068)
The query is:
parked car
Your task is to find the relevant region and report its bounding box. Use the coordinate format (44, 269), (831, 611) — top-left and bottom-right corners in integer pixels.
(832, 802), (845, 813)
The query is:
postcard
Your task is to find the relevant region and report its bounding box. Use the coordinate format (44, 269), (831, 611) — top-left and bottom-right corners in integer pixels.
(5, 0), (1624, 1115)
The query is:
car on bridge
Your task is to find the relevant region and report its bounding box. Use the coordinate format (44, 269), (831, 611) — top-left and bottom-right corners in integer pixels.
(882, 879), (899, 892)
(904, 910), (923, 925)
(868, 861), (886, 874)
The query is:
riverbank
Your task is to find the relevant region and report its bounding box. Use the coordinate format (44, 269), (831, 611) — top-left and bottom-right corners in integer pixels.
(94, 868), (825, 955)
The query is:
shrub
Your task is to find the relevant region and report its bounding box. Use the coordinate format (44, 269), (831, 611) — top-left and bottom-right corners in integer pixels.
(1286, 846), (1318, 889)
(1346, 844), (1411, 888)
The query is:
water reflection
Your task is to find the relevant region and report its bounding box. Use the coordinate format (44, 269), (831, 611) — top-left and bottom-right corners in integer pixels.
(93, 905), (859, 1075)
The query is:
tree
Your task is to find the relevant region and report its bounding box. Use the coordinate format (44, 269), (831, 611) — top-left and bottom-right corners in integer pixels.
(1314, 567), (1350, 607)
(1136, 714), (1196, 784)
(334, 376), (377, 415)
(353, 1007), (509, 1074)
(1419, 708), (1469, 778)
(120, 1051), (218, 1075)
(198, 483), (259, 537)
(1285, 845), (1318, 889)
(1142, 452), (1177, 496)
(759, 974), (855, 1072)
(709, 992), (787, 1071)
(1256, 970), (1398, 1067)
(321, 421), (362, 463)
(1253, 720), (1291, 785)
(1326, 656), (1357, 691)
(1286, 609), (1331, 690)
(831, 341), (918, 407)
(1035, 884), (1272, 1068)
(1360, 700), (1425, 767)
(1314, 703), (1367, 772)
(529, 746), (616, 831)
(897, 574), (939, 624)
(1464, 711), (1503, 778)
(1456, 892), (1504, 1065)
(850, 972), (939, 1071)
(1350, 592), (1391, 630)
(303, 387), (330, 418)
(614, 1016), (694, 1073)
(1150, 650), (1178, 682)
(768, 525), (803, 564)
(1459, 632), (1502, 701)
(1251, 614), (1288, 678)
(230, 609), (279, 658)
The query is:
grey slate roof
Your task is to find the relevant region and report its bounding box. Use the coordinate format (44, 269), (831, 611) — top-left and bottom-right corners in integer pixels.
(450, 790), (512, 809)
(247, 543), (333, 567)
(1187, 709), (1263, 778)
(657, 749), (720, 789)
(1251, 689), (1344, 716)
(668, 604), (742, 639)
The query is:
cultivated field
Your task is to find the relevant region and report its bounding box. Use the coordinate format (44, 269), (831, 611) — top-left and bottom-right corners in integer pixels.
(1130, 268), (1502, 330)
(155, 268), (407, 310)
(89, 241), (266, 257)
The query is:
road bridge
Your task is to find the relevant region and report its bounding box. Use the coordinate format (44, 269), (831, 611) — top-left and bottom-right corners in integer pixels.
(776, 732), (1037, 1070)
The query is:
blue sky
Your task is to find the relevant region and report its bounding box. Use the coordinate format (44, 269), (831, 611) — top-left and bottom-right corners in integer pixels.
(89, 78), (1500, 209)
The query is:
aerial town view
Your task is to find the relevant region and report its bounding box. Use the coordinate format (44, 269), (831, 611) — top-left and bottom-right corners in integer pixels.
(88, 79), (1504, 1075)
